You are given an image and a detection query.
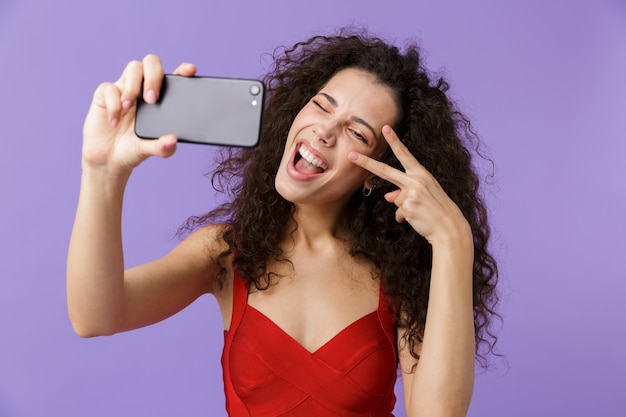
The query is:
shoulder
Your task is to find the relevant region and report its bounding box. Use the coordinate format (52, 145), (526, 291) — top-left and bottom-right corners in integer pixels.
(184, 224), (235, 328)
(167, 223), (233, 294)
(179, 223), (230, 251)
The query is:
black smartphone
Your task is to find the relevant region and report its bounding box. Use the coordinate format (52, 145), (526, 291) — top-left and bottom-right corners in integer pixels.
(135, 74), (265, 147)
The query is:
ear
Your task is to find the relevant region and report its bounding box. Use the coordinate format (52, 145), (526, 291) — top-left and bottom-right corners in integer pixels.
(363, 176), (380, 190)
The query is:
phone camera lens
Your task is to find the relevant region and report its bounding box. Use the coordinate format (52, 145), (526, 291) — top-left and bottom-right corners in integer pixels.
(250, 84), (261, 96)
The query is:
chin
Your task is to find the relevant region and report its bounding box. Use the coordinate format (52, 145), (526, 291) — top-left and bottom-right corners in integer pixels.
(274, 175), (297, 203)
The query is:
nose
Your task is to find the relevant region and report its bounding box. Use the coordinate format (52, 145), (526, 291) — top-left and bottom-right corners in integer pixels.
(313, 120), (338, 147)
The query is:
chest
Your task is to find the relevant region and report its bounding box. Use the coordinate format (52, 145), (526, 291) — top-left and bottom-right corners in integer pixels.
(247, 255), (380, 353)
(223, 269), (398, 416)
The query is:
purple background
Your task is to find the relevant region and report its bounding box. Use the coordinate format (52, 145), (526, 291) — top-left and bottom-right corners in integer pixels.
(1, 1), (625, 416)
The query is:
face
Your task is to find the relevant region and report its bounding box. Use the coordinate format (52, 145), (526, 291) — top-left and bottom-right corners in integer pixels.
(275, 68), (400, 207)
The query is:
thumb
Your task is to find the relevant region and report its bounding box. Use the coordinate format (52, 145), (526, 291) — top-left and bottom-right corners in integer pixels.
(384, 189), (400, 204)
(137, 134), (178, 159)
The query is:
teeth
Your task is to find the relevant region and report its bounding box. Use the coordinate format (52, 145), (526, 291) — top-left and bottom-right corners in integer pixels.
(299, 146), (328, 170)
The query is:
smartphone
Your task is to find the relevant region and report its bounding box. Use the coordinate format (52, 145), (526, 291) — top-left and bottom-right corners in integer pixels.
(135, 74), (265, 147)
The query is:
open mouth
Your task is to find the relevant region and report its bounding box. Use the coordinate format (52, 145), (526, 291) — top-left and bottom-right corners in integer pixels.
(293, 145), (328, 174)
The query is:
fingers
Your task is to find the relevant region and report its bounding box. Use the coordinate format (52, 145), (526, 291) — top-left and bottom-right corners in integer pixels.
(114, 54), (164, 108)
(98, 55), (161, 127)
(172, 62), (197, 77)
(380, 125), (424, 172)
(106, 55), (196, 127)
(384, 189), (401, 204)
(94, 82), (122, 126)
(115, 56), (197, 106)
(141, 57), (197, 102)
(384, 189), (408, 223)
(349, 125), (434, 186)
(93, 55), (195, 140)
(349, 150), (405, 188)
(141, 54), (165, 104)
(350, 126), (467, 241)
(117, 60), (144, 110)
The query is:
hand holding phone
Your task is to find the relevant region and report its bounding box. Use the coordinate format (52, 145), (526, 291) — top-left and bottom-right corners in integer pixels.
(135, 74), (265, 147)
(82, 57), (197, 171)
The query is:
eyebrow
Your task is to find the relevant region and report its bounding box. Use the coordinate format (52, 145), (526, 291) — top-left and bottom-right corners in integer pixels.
(318, 92), (379, 142)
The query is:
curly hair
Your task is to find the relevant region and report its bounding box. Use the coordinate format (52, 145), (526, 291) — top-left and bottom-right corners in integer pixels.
(184, 28), (499, 366)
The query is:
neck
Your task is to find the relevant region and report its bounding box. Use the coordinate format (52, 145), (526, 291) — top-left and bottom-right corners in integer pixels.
(285, 203), (350, 252)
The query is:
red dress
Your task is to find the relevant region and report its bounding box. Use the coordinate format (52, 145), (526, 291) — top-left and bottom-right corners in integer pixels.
(222, 273), (398, 416)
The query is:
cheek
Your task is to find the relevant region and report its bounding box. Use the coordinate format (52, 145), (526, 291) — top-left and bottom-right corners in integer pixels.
(337, 158), (370, 185)
(375, 144), (389, 160)
(289, 107), (316, 130)
(279, 126), (301, 165)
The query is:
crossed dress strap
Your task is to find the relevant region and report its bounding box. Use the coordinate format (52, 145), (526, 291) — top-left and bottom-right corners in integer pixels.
(222, 272), (397, 416)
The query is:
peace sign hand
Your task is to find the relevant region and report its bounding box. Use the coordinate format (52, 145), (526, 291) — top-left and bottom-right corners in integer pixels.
(349, 125), (473, 248)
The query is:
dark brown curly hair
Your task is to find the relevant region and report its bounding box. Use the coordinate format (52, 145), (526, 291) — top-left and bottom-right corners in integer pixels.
(184, 29), (499, 366)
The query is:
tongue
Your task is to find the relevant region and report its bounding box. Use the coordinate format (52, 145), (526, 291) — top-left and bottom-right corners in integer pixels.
(295, 158), (324, 174)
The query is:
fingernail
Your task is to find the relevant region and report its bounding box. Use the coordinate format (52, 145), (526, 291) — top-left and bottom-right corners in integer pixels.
(122, 100), (132, 111)
(382, 125), (392, 134)
(111, 117), (119, 127)
(348, 152), (358, 161)
(146, 90), (157, 104)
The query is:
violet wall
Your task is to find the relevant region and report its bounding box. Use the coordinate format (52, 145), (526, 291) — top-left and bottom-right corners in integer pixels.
(1, 0), (625, 416)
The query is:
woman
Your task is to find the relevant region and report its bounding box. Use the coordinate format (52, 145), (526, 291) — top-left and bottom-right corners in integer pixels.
(67, 31), (499, 416)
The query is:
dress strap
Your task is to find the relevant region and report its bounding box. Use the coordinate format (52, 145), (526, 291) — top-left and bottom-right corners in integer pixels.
(222, 272), (252, 416)
(377, 278), (397, 350)
(229, 272), (249, 333)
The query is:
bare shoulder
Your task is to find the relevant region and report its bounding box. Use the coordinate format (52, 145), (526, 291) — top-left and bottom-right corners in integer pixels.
(108, 224), (235, 333)
(176, 224), (235, 329)
(167, 223), (233, 293)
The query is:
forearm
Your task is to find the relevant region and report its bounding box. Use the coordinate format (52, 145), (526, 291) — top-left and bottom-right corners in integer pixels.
(66, 165), (131, 337)
(405, 235), (476, 417)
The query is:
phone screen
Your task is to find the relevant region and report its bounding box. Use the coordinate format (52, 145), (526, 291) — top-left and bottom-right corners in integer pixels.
(135, 74), (264, 147)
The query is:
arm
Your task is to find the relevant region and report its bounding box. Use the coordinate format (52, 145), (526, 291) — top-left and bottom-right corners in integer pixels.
(398, 234), (475, 417)
(349, 125), (476, 417)
(66, 55), (220, 337)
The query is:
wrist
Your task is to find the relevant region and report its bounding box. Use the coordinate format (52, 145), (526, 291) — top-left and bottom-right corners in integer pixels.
(80, 161), (132, 200)
(429, 224), (475, 289)
(431, 219), (473, 250)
